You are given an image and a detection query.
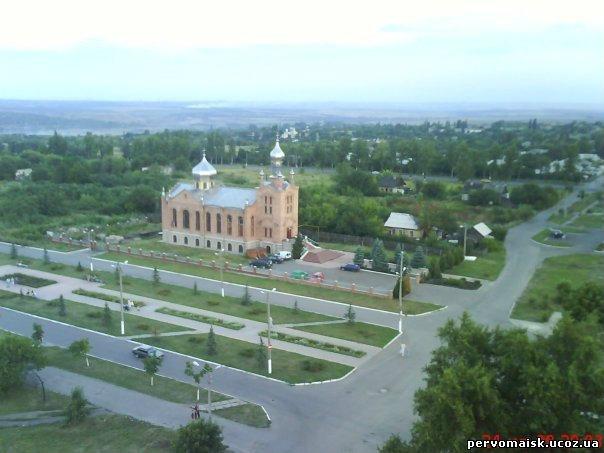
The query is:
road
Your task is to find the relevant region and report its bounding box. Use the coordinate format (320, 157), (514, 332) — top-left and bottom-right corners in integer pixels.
(1, 175), (602, 453)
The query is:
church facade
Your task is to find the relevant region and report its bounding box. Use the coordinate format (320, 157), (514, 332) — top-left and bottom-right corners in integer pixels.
(161, 140), (299, 255)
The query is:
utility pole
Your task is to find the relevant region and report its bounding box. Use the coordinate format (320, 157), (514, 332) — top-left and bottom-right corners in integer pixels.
(263, 288), (276, 374)
(118, 264), (125, 335)
(398, 248), (404, 334)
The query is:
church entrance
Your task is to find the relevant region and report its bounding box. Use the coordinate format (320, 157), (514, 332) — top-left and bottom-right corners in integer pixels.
(265, 245), (271, 254)
(286, 227), (292, 239)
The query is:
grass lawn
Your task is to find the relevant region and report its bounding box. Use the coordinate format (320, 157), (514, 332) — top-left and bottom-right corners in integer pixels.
(140, 333), (353, 383)
(0, 386), (68, 415)
(570, 213), (604, 230)
(0, 413), (175, 453)
(103, 276), (336, 325)
(123, 237), (249, 266)
(0, 291), (185, 337)
(260, 329), (366, 357)
(448, 248), (506, 281)
(213, 404), (270, 428)
(0, 272), (56, 288)
(511, 254), (604, 322)
(319, 242), (371, 254)
(532, 229), (572, 247)
(99, 251), (440, 313)
(156, 307), (245, 330)
(292, 321), (399, 348)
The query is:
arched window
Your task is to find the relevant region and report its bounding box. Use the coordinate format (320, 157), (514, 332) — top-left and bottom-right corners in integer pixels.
(206, 240), (211, 248)
(184, 236), (189, 245)
(172, 235), (177, 243)
(251, 216), (255, 236)
(217, 241), (222, 250)
(227, 243), (232, 252)
(238, 245), (243, 253)
(216, 214), (222, 234)
(238, 216), (244, 236)
(183, 210), (190, 229)
(172, 208), (177, 227)
(195, 238), (200, 246)
(195, 211), (200, 231)
(206, 212), (211, 232)
(226, 215), (233, 235)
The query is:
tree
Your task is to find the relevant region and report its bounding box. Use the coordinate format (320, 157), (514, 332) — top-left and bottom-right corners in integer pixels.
(428, 257), (441, 280)
(185, 361), (213, 401)
(64, 387), (90, 425)
(31, 323), (44, 345)
(143, 355), (163, 386)
(0, 335), (46, 394)
(410, 246), (426, 269)
(43, 247), (50, 264)
(392, 276), (412, 299)
(10, 243), (17, 259)
(256, 336), (267, 370)
(240, 285), (252, 306)
(68, 339), (91, 367)
(193, 282), (198, 295)
(206, 326), (217, 356)
(58, 294), (67, 317)
(291, 235), (304, 260)
(371, 239), (389, 272)
(344, 304), (356, 324)
(379, 435), (414, 453)
(152, 267), (160, 285)
(173, 419), (227, 453)
(353, 247), (365, 267)
(102, 302), (112, 327)
(397, 313), (604, 452)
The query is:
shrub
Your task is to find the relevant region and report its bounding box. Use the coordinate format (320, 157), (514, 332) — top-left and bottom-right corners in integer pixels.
(64, 387), (90, 425)
(157, 288), (171, 296)
(239, 348), (255, 358)
(490, 226), (508, 242)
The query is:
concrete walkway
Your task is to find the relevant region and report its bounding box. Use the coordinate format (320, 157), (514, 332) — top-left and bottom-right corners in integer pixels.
(0, 265), (377, 367)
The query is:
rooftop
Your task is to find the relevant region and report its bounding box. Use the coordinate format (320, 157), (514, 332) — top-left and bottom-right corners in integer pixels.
(168, 184), (257, 209)
(192, 153), (217, 177)
(384, 212), (419, 230)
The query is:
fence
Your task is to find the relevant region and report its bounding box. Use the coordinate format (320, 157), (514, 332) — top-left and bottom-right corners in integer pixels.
(299, 229), (443, 256)
(105, 244), (393, 299)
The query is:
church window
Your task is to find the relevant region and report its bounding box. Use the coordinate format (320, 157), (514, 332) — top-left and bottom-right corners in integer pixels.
(183, 210), (190, 229)
(206, 212), (211, 232)
(238, 245), (243, 253)
(227, 215), (232, 235)
(227, 243), (232, 252)
(195, 211), (200, 230)
(238, 216), (244, 236)
(217, 241), (222, 250)
(172, 208), (177, 227)
(195, 238), (200, 246)
(184, 236), (188, 245)
(172, 235), (177, 243)
(251, 216), (255, 236)
(216, 214), (222, 234)
(206, 240), (211, 248)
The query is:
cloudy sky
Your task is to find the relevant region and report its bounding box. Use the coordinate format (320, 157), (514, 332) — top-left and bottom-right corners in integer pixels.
(1, 0), (602, 104)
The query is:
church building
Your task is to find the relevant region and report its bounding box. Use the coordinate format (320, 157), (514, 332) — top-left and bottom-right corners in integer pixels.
(161, 139), (299, 256)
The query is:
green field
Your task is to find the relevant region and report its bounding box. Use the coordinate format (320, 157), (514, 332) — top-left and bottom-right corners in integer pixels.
(569, 213), (604, 230)
(0, 386), (68, 415)
(141, 333), (353, 383)
(213, 404), (270, 428)
(99, 251), (440, 313)
(292, 321), (399, 348)
(511, 254), (604, 322)
(0, 291), (184, 337)
(260, 329), (366, 357)
(448, 248), (506, 281)
(531, 229), (572, 247)
(156, 307), (245, 330)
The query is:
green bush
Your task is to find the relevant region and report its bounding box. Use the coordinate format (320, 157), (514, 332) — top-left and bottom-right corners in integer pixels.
(301, 360), (326, 373)
(238, 348), (255, 358)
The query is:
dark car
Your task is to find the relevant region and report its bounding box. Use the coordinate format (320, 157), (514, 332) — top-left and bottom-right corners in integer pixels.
(340, 263), (361, 272)
(132, 345), (164, 359)
(250, 258), (273, 269)
(550, 229), (566, 239)
(268, 254), (284, 264)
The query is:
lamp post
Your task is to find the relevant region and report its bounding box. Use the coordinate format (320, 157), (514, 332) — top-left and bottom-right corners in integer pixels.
(215, 248), (225, 297)
(260, 288), (277, 374)
(460, 224), (467, 258)
(398, 249), (405, 334)
(111, 260), (128, 335)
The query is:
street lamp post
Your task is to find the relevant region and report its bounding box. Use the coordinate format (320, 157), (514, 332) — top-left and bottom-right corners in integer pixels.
(112, 261), (128, 335)
(460, 224), (467, 258)
(398, 249), (404, 334)
(215, 249), (225, 297)
(261, 288), (277, 374)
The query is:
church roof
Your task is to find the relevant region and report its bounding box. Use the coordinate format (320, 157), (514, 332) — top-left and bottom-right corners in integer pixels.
(168, 183), (256, 210)
(192, 153), (217, 177)
(270, 139), (285, 159)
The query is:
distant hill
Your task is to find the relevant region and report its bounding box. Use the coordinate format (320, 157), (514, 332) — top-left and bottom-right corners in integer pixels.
(0, 100), (602, 135)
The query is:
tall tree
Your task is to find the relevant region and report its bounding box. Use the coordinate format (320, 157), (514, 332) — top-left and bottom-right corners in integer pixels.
(68, 339), (91, 367)
(291, 235), (304, 259)
(143, 355), (163, 386)
(185, 361), (213, 402)
(206, 326), (218, 356)
(64, 387), (90, 425)
(31, 323), (44, 345)
(353, 247), (365, 267)
(173, 419), (227, 453)
(0, 335), (46, 394)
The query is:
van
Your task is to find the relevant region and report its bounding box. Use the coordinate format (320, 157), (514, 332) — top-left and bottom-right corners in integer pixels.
(277, 251), (292, 260)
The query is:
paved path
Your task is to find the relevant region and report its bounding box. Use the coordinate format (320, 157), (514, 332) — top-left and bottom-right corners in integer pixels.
(0, 175), (602, 453)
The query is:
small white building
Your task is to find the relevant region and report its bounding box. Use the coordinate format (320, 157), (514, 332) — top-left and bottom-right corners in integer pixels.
(469, 222), (493, 241)
(384, 212), (420, 238)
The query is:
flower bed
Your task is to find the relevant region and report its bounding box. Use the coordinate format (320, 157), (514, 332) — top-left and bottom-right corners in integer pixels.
(73, 288), (146, 307)
(2, 273), (56, 288)
(260, 330), (365, 358)
(427, 277), (481, 290)
(156, 307), (245, 330)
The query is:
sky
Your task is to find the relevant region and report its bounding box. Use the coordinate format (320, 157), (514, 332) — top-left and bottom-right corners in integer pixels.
(0, 0), (603, 105)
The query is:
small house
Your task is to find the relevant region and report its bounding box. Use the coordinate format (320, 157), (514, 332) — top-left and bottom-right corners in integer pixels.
(378, 175), (406, 194)
(384, 212), (420, 238)
(467, 222), (492, 242)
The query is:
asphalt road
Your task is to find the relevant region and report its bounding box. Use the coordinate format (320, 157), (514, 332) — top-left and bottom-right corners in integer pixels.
(1, 175), (602, 453)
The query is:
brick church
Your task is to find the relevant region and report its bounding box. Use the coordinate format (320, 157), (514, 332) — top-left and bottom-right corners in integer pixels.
(161, 139), (299, 256)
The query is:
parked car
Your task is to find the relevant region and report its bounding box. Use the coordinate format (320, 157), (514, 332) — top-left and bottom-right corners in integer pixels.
(550, 229), (566, 239)
(290, 270), (309, 280)
(277, 251), (292, 260)
(250, 258), (273, 269)
(340, 263), (361, 272)
(268, 254), (284, 264)
(132, 345), (164, 359)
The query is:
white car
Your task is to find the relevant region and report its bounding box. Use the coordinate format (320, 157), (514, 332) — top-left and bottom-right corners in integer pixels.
(277, 251), (292, 260)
